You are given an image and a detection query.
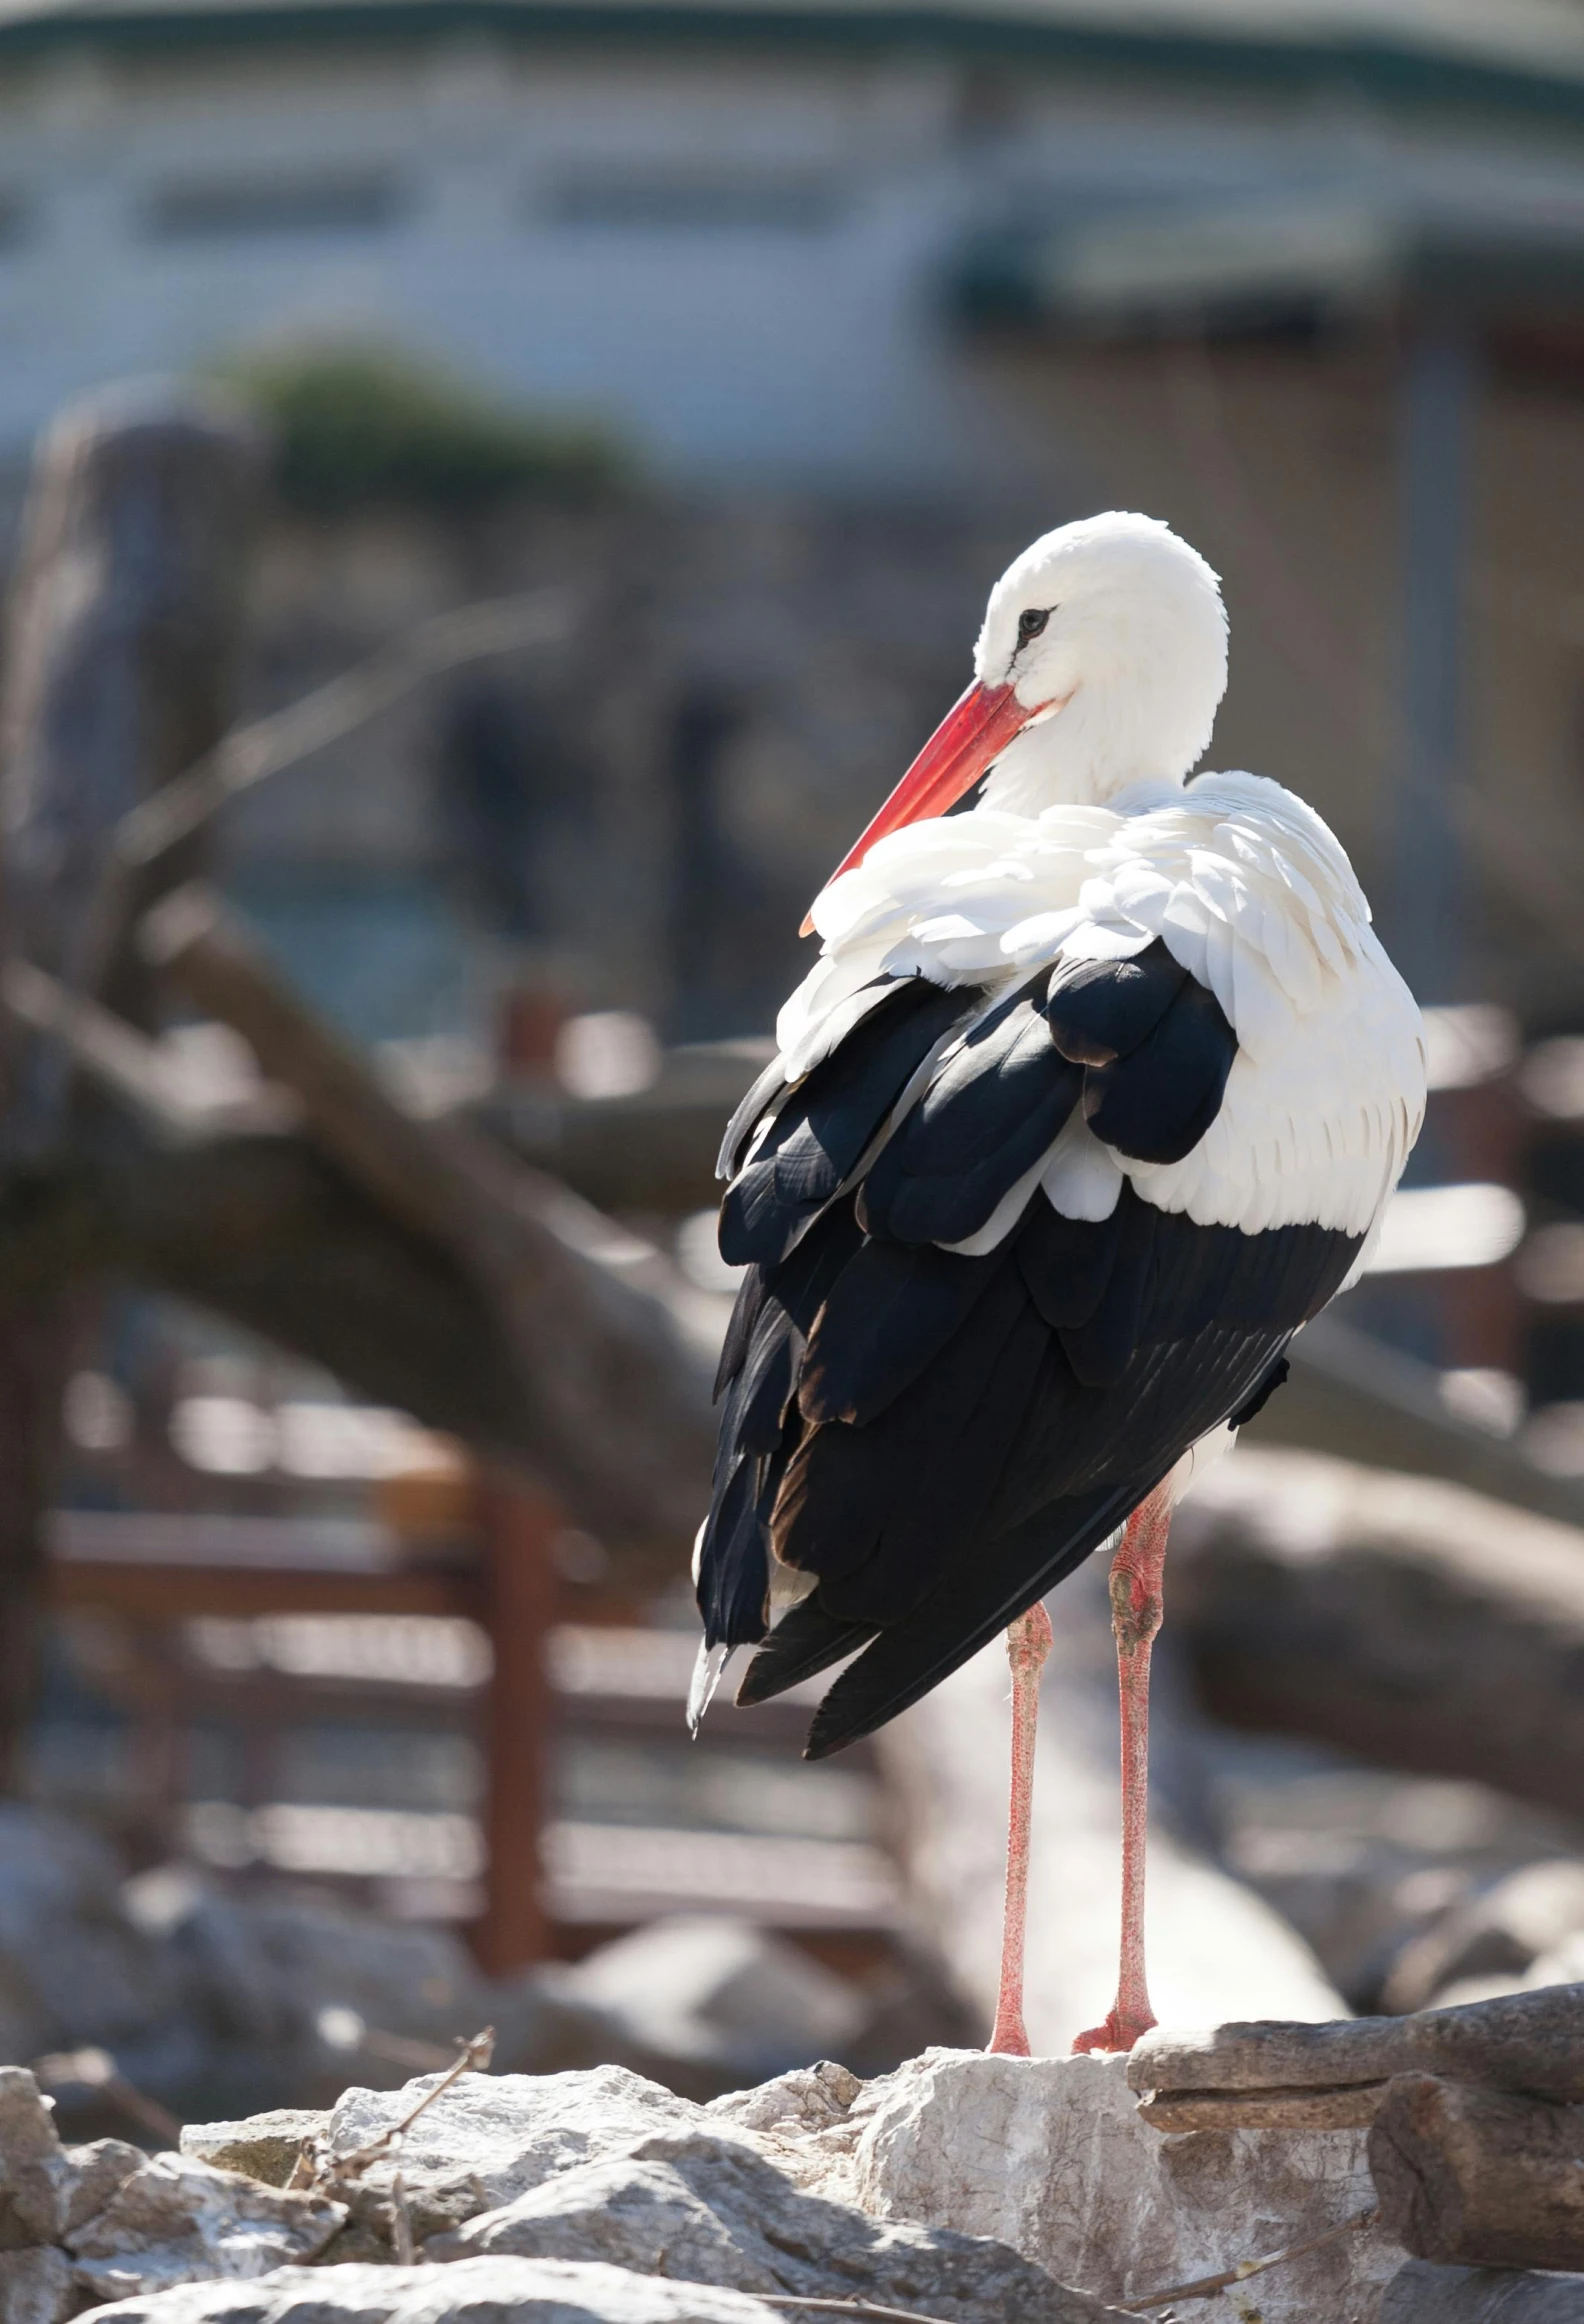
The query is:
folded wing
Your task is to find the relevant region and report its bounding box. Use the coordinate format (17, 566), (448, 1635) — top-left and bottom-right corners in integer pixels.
(697, 783), (1423, 1757)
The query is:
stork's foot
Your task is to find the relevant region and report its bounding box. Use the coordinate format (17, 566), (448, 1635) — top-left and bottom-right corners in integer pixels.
(1071, 2001), (1158, 2055)
(986, 2016), (1033, 2059)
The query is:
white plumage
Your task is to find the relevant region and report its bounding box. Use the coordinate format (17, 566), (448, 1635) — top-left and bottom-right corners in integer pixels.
(771, 519), (1426, 1259)
(777, 769), (1425, 1251)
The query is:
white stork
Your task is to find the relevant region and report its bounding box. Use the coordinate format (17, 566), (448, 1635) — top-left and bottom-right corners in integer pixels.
(692, 511), (1426, 2055)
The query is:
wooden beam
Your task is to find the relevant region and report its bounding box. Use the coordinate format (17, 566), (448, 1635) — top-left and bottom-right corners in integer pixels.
(1257, 1312), (1584, 1533)
(1128, 1982), (1584, 2111)
(140, 885), (504, 1256)
(471, 1481), (557, 1974)
(0, 1007), (691, 1583)
(1370, 2071), (1584, 2271)
(1136, 2083), (1384, 2133)
(141, 884), (718, 1545)
(477, 1039), (771, 1217)
(51, 1562), (480, 1623)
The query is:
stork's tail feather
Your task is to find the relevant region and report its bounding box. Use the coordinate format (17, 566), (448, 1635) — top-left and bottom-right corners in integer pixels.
(800, 1477), (1162, 1760)
(735, 1595), (876, 1709)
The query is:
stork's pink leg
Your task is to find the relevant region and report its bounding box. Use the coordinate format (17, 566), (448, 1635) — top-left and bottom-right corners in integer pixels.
(1072, 1482), (1174, 2055)
(987, 1599), (1054, 2057)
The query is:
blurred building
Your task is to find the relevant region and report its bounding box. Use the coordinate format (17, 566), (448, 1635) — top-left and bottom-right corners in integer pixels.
(1, 1), (1584, 1031)
(0, 2), (1580, 493)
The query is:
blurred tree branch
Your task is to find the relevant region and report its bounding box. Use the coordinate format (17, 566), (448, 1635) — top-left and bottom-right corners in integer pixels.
(113, 585), (577, 874)
(0, 386), (712, 1770)
(139, 882), (718, 1541)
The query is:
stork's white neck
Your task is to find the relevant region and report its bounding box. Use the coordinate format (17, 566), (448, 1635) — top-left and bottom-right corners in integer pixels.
(977, 678), (1191, 816)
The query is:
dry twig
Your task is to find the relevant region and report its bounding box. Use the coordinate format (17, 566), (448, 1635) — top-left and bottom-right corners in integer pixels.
(114, 589), (576, 871)
(752, 2301), (960, 2324)
(363, 2030), (458, 2073)
(1118, 2208), (1378, 2312)
(290, 2027), (495, 2196)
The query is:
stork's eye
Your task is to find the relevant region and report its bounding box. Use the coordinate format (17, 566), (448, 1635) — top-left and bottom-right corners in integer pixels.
(1017, 607), (1051, 645)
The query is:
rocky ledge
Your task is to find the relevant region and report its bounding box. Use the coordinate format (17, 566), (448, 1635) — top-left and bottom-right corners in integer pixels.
(5, 2039), (1573, 2324)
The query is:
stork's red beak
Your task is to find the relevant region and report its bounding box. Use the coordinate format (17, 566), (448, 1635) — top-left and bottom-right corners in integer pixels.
(801, 678), (1038, 936)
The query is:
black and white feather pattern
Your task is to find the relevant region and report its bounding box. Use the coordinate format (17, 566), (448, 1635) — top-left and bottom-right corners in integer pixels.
(696, 770), (1425, 1759)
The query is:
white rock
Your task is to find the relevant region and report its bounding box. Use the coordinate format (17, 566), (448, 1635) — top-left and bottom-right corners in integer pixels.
(58, 2139), (148, 2238)
(428, 2125), (1113, 2322)
(0, 2245), (78, 2324)
(0, 2067), (71, 2247)
(706, 2060), (863, 2142)
(190, 2046), (1408, 2321)
(1198, 1736), (1570, 2009)
(320, 2067), (713, 2227)
(0, 2064), (144, 2248)
(188, 2063), (1120, 2319)
(179, 2109), (326, 2189)
(64, 2152), (345, 2302)
(57, 2254), (808, 2321)
(1522, 1928), (1584, 1991)
(797, 2047), (1400, 2323)
(428, 2155), (753, 2282)
(705, 2063), (872, 2200)
(877, 1555), (1347, 2050)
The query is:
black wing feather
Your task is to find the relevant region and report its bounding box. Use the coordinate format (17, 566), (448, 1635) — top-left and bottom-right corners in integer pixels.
(719, 979), (971, 1268)
(700, 1202), (864, 1646)
(797, 1237), (1002, 1427)
(775, 1269), (1054, 1625)
(697, 1456), (773, 1645)
(1013, 1193), (1126, 1328)
(715, 978), (933, 1180)
(859, 978), (1082, 1245)
(1045, 939), (1188, 1064)
(1083, 977), (1236, 1164)
(717, 1052), (799, 1183)
(696, 953), (1365, 1759)
(712, 1264), (768, 1400)
(1227, 1354), (1290, 1430)
(1055, 1194), (1160, 1388)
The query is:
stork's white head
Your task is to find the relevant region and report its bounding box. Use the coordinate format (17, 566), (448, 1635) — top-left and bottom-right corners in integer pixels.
(809, 513), (1227, 921)
(973, 511), (1226, 814)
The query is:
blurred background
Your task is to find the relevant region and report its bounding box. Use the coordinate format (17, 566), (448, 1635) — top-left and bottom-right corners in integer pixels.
(6, 0), (1584, 2135)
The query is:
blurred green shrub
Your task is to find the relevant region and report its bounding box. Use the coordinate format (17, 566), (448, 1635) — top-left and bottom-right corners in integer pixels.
(223, 343), (631, 513)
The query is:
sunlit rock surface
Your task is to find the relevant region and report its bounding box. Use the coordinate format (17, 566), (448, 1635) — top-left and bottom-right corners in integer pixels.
(0, 2044), (1480, 2323)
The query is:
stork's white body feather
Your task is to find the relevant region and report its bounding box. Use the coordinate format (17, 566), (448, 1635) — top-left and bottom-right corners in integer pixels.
(776, 769), (1426, 1255)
